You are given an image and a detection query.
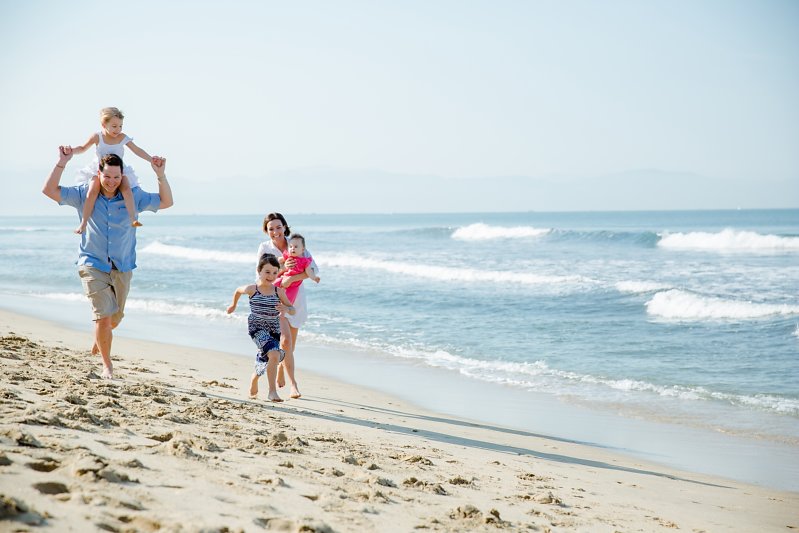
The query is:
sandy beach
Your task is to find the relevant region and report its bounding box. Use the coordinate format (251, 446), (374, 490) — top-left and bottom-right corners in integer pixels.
(1, 309), (797, 532)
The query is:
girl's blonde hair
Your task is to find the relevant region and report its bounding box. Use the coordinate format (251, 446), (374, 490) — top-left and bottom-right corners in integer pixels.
(100, 107), (124, 124)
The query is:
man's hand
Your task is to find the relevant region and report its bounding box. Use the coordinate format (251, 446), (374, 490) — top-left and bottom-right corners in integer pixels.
(151, 156), (166, 177)
(59, 145), (74, 165)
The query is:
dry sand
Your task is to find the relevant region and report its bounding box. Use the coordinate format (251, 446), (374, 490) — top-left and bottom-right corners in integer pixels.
(1, 309), (797, 532)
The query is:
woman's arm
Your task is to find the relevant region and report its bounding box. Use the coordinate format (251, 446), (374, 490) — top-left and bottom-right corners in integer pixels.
(126, 140), (153, 163)
(276, 288), (296, 315)
(227, 284), (255, 313)
(70, 133), (98, 155)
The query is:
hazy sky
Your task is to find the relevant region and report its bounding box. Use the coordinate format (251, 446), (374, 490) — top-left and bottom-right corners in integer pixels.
(1, 0), (797, 214)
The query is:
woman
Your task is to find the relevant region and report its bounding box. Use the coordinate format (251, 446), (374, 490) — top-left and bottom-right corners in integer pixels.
(256, 212), (318, 399)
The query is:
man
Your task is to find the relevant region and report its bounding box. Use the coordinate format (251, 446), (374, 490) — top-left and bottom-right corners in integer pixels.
(42, 146), (174, 378)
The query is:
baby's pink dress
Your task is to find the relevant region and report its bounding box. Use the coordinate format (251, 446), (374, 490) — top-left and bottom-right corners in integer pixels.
(274, 253), (313, 304)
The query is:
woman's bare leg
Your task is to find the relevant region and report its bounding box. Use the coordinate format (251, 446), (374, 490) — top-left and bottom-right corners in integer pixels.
(276, 316), (292, 387)
(266, 351), (282, 402)
(286, 325), (301, 398)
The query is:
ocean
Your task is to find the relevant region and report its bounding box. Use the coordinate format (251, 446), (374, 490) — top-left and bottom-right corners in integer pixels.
(2, 209), (798, 488)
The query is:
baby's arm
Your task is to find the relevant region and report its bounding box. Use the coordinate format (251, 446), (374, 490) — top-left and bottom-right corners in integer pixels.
(227, 284), (256, 313)
(70, 133), (99, 154)
(275, 288), (296, 315)
(126, 141), (154, 163)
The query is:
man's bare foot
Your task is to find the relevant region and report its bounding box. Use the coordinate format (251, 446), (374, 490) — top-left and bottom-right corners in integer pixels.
(268, 392), (283, 403)
(276, 364), (286, 388)
(91, 343), (99, 355)
(101, 365), (113, 379)
(289, 387), (301, 399)
(249, 383), (258, 399)
(132, 220), (143, 227)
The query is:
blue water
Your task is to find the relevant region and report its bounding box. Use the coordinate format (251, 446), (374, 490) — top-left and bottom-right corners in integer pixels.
(2, 210), (799, 452)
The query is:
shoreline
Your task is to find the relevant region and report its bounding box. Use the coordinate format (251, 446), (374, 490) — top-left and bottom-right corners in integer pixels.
(3, 296), (799, 493)
(1, 308), (798, 531)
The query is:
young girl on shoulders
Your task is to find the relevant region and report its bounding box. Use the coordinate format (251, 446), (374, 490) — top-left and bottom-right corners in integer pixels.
(68, 107), (158, 234)
(227, 253), (295, 402)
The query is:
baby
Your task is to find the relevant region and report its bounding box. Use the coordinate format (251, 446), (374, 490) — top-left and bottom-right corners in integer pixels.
(275, 234), (320, 304)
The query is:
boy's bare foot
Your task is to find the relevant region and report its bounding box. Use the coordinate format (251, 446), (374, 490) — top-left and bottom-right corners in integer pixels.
(289, 387), (301, 399)
(131, 220), (143, 227)
(91, 343), (99, 355)
(268, 392), (283, 403)
(249, 383), (258, 399)
(101, 365), (113, 379)
(276, 364), (286, 388)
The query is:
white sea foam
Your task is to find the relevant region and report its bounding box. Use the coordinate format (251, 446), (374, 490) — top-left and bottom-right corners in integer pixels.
(36, 292), (237, 321)
(0, 226), (55, 232)
(304, 331), (799, 415)
(646, 289), (799, 320)
(141, 241), (253, 264)
(615, 281), (670, 294)
(451, 223), (551, 241)
(319, 253), (587, 285)
(658, 229), (799, 252)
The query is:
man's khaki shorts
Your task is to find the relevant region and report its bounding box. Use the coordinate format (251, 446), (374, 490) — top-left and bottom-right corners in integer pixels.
(78, 266), (133, 324)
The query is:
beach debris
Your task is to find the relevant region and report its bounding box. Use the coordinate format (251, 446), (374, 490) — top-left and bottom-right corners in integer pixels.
(518, 472), (551, 483)
(120, 458), (145, 469)
(533, 491), (562, 505)
(403, 455), (434, 466)
(147, 431), (174, 442)
(448, 475), (472, 486)
(98, 468), (137, 483)
(0, 452), (12, 466)
(374, 477), (396, 488)
(450, 504), (482, 519)
(201, 379), (234, 389)
(403, 477), (449, 495)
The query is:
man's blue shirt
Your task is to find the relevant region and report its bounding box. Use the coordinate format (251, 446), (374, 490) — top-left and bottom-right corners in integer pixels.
(60, 184), (160, 273)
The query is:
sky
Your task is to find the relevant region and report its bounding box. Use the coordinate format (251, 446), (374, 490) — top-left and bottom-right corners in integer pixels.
(1, 0), (797, 215)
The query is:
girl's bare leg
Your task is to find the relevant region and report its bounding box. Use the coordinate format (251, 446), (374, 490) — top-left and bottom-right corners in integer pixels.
(249, 373), (259, 399)
(120, 176), (142, 227)
(75, 176), (101, 234)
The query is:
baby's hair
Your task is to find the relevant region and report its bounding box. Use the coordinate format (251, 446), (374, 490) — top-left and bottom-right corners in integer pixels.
(258, 253), (280, 273)
(263, 212), (291, 237)
(100, 107), (124, 124)
(98, 154), (124, 172)
(289, 234), (306, 248)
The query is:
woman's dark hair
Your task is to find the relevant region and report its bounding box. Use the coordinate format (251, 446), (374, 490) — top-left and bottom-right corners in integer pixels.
(263, 212), (291, 237)
(257, 253), (280, 273)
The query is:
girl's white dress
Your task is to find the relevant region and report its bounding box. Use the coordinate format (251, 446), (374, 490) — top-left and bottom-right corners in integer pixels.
(75, 132), (140, 187)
